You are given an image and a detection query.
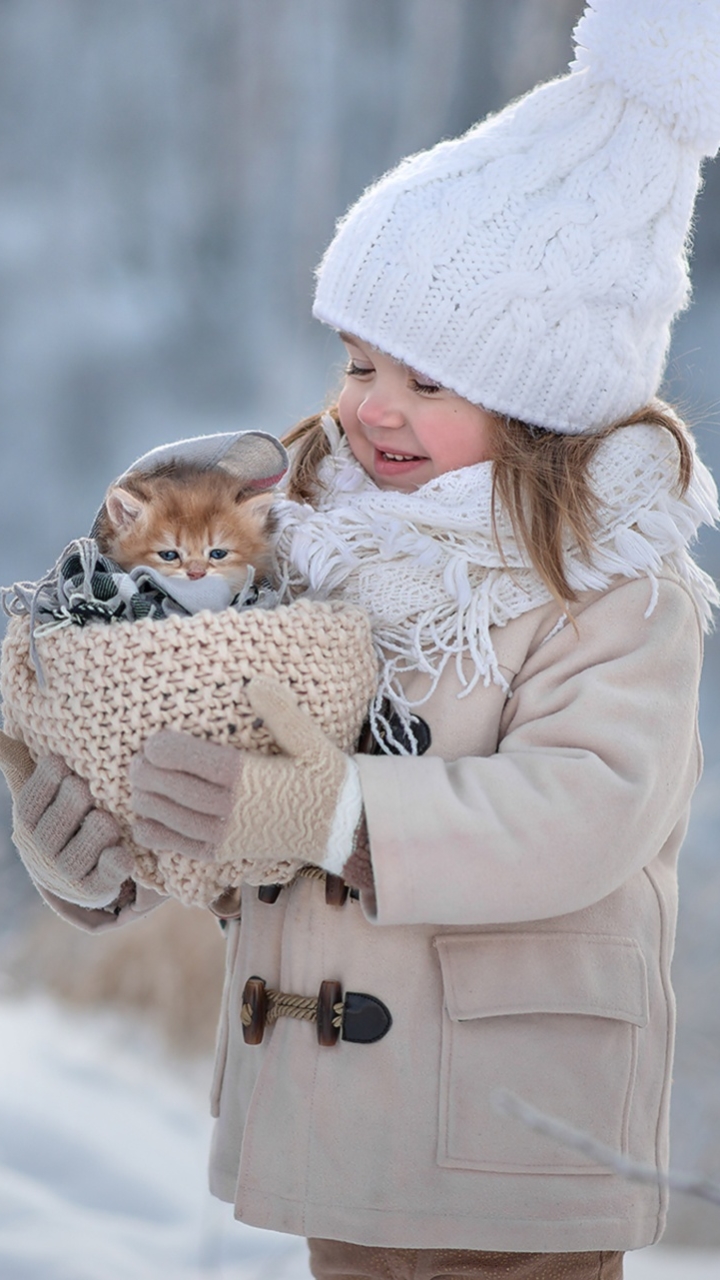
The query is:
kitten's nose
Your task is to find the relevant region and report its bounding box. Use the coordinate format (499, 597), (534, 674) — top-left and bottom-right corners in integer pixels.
(186, 562), (207, 580)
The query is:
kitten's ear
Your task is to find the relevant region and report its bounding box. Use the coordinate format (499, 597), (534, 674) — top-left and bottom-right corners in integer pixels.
(237, 490), (278, 533)
(105, 486), (146, 531)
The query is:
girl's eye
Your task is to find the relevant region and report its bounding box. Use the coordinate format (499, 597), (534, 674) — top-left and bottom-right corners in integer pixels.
(410, 377), (441, 396)
(345, 360), (373, 378)
(158, 550), (179, 562)
(209, 548), (228, 560)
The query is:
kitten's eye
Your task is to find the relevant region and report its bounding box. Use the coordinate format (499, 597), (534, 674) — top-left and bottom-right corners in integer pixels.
(209, 548), (228, 560)
(158, 550), (179, 562)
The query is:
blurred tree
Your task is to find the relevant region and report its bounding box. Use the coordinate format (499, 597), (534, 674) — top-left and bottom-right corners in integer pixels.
(0, 0), (588, 579)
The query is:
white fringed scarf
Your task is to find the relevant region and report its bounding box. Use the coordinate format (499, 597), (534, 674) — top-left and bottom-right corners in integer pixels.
(275, 414), (719, 751)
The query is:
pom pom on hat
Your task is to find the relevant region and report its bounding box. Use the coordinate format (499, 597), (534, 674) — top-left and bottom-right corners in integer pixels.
(314, 0), (720, 435)
(572, 0), (720, 156)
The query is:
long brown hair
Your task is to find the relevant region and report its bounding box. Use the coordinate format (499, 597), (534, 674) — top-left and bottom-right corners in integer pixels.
(281, 401), (693, 606)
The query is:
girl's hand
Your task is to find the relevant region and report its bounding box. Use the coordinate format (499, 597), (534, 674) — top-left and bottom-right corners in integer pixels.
(129, 732), (241, 862)
(129, 678), (363, 881)
(0, 732), (134, 908)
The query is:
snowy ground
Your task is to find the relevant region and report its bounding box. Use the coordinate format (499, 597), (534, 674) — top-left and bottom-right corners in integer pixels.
(0, 995), (718, 1280)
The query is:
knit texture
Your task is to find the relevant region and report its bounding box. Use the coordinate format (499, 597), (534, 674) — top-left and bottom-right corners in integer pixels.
(0, 727), (34, 796)
(0, 600), (377, 906)
(571, 0), (720, 153)
(129, 729), (243, 862)
(129, 679), (363, 878)
(276, 416), (719, 747)
(313, 0), (720, 433)
(216, 678), (361, 881)
(2, 537), (280, 689)
(0, 737), (134, 908)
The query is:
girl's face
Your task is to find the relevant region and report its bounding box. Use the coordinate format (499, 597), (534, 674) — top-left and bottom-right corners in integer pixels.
(337, 334), (496, 491)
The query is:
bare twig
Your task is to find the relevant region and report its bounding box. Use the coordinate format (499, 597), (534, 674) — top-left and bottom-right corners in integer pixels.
(493, 1089), (720, 1207)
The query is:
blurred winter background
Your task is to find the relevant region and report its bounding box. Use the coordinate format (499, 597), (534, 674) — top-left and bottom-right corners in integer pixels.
(0, 2), (719, 1276)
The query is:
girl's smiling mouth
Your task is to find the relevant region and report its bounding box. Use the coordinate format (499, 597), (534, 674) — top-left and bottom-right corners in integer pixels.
(374, 447), (428, 477)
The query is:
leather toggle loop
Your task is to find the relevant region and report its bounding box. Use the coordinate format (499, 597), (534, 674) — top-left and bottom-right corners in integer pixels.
(341, 991), (393, 1044)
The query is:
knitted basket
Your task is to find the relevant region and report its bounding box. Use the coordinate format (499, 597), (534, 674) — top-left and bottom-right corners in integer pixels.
(0, 600), (377, 906)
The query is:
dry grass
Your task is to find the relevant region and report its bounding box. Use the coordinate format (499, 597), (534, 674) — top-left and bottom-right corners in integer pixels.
(4, 898), (227, 1055)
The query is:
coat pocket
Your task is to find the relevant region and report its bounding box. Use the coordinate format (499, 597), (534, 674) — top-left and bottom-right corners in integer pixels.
(434, 931), (648, 1174)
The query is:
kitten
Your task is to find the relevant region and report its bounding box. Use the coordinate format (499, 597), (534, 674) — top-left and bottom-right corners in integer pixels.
(95, 462), (278, 594)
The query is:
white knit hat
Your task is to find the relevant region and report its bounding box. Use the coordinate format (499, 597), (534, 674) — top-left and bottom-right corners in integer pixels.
(313, 0), (720, 435)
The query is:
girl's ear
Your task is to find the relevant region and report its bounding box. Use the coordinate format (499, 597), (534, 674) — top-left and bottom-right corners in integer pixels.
(236, 490), (278, 534)
(105, 486), (146, 531)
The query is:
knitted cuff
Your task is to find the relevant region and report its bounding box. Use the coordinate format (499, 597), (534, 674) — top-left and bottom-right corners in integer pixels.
(318, 758), (364, 876)
(341, 811), (375, 893)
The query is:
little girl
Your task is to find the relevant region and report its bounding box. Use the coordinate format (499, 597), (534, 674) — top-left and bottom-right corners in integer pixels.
(2, 2), (720, 1277)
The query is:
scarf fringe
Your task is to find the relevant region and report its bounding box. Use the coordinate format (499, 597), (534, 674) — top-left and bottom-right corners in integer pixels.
(277, 421), (718, 753)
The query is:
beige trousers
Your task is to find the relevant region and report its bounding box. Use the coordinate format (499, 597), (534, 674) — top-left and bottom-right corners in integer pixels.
(307, 1239), (624, 1280)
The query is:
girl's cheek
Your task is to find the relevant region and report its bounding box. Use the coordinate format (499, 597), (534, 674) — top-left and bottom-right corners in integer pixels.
(337, 380), (353, 408)
(338, 397), (374, 473)
(337, 385), (360, 433)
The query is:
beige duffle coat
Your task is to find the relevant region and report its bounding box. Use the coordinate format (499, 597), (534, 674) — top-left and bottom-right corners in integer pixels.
(45, 570), (703, 1254)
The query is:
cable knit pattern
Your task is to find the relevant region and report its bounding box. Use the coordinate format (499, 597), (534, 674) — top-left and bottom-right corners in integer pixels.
(313, 0), (720, 433)
(0, 600), (377, 906)
(276, 416), (719, 748)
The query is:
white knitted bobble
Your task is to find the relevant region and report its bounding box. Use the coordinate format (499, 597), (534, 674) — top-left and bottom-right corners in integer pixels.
(572, 0), (720, 157)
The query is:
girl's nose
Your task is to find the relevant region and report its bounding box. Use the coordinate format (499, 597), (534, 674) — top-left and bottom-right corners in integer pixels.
(357, 392), (405, 430)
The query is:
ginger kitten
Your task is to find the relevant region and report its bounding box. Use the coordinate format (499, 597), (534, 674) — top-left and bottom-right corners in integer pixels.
(95, 463), (278, 593)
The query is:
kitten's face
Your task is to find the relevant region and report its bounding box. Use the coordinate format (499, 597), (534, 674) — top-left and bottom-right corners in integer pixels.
(98, 468), (277, 591)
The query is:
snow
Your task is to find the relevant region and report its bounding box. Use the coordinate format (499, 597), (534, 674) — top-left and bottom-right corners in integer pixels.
(627, 1252), (720, 1278)
(0, 994), (718, 1280)
(0, 995), (310, 1280)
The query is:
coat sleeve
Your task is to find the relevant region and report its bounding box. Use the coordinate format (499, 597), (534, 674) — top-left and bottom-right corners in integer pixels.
(356, 576), (704, 927)
(34, 882), (167, 933)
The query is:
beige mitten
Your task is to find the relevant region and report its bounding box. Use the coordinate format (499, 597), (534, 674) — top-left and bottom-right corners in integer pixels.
(0, 730), (134, 908)
(130, 676), (364, 881)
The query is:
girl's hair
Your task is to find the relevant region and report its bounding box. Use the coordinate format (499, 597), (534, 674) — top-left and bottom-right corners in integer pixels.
(281, 401), (693, 606)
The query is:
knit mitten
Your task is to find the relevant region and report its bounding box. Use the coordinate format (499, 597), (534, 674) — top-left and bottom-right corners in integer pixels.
(130, 676), (364, 881)
(0, 730), (134, 908)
